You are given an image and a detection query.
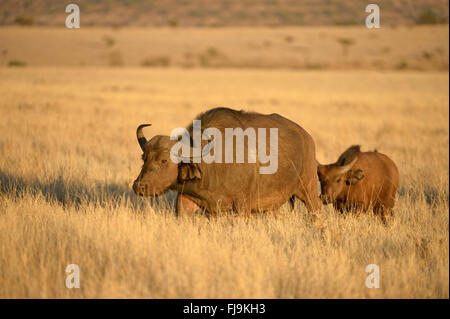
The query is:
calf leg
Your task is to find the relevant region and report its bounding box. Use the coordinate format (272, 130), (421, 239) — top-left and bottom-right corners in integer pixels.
(374, 204), (393, 224)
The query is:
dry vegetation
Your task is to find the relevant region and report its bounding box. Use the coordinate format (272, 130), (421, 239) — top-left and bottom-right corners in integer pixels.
(1, 0), (448, 27)
(0, 67), (448, 298)
(0, 25), (448, 70)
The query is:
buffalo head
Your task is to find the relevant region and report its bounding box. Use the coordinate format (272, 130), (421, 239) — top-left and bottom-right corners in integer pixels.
(317, 145), (365, 204)
(132, 124), (202, 197)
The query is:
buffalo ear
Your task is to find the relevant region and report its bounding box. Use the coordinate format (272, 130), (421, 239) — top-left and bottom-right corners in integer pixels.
(178, 164), (202, 182)
(337, 145), (361, 166)
(347, 169), (365, 185)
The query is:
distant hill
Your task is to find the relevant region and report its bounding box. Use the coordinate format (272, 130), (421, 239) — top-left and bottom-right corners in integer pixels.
(1, 0), (448, 27)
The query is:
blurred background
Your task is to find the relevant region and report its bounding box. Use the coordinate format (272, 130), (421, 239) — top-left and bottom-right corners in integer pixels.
(0, 0), (448, 70)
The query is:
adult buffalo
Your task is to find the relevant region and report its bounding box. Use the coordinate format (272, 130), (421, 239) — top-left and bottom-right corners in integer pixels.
(317, 145), (399, 222)
(133, 107), (321, 216)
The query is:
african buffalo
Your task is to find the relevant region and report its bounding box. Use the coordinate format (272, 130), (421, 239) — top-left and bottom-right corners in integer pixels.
(133, 107), (321, 216)
(317, 145), (399, 221)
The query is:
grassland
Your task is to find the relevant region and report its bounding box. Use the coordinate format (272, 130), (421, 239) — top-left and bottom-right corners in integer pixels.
(0, 66), (448, 298)
(0, 25), (448, 71)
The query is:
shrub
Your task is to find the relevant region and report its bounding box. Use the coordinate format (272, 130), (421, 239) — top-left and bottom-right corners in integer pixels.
(337, 38), (356, 56)
(13, 15), (34, 26)
(396, 61), (408, 70)
(8, 60), (26, 67)
(103, 35), (115, 48)
(109, 51), (124, 67)
(422, 51), (433, 60)
(198, 47), (224, 67)
(284, 35), (294, 43)
(206, 47), (219, 57)
(416, 10), (444, 25)
(140, 56), (171, 67)
(168, 19), (178, 27)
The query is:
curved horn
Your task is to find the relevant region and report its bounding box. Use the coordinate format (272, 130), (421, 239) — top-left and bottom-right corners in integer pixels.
(136, 124), (151, 151)
(337, 157), (357, 175)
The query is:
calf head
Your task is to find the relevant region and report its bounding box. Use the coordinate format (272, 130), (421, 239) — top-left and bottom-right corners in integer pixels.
(317, 145), (365, 204)
(133, 124), (202, 197)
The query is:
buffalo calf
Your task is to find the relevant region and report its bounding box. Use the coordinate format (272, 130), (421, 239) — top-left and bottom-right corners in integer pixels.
(317, 145), (399, 222)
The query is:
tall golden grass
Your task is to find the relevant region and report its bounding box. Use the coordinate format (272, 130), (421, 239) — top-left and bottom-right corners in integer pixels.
(0, 67), (448, 298)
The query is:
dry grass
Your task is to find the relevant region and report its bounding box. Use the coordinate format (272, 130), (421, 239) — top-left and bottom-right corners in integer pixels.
(0, 25), (448, 70)
(0, 67), (448, 298)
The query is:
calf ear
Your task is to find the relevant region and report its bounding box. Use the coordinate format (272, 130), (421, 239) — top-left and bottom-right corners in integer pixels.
(347, 169), (365, 185)
(178, 163), (202, 182)
(337, 145), (361, 166)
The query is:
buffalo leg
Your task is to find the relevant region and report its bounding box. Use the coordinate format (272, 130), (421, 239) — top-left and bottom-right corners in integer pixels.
(176, 194), (200, 217)
(296, 175), (322, 213)
(297, 191), (322, 212)
(289, 195), (296, 211)
(296, 151), (322, 212)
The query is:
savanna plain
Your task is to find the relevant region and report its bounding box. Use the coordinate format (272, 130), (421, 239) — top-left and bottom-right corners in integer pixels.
(0, 27), (449, 299)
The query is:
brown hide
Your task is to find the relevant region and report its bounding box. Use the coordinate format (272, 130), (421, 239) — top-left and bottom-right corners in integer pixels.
(318, 145), (399, 220)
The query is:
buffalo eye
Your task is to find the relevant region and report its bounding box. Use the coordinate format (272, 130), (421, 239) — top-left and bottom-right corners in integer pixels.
(345, 180), (350, 186)
(161, 159), (167, 164)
